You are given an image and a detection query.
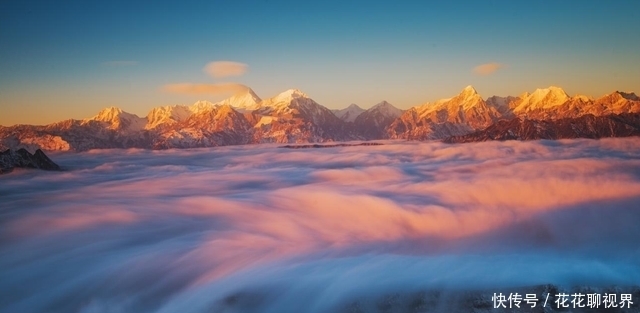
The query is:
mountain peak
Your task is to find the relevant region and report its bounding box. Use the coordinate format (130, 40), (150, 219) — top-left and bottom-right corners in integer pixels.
(97, 106), (123, 115)
(462, 85), (478, 95)
(277, 89), (308, 99)
(189, 100), (217, 114)
(457, 86), (480, 102)
(243, 87), (259, 96)
(145, 105), (192, 129)
(333, 103), (365, 122)
(218, 87), (262, 110)
(88, 106), (145, 131)
(368, 100), (403, 118)
(534, 86), (568, 97)
(572, 94), (593, 102)
(513, 86), (570, 112)
(615, 91), (639, 101)
(232, 86), (261, 101)
(372, 100), (391, 108)
(92, 106), (126, 122)
(257, 88), (319, 116)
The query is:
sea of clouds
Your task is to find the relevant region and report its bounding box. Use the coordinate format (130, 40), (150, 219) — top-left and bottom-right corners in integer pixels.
(1, 138), (640, 313)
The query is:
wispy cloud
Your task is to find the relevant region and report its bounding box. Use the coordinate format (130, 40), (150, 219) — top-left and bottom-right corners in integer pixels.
(161, 61), (249, 97)
(203, 61), (248, 78)
(102, 60), (138, 67)
(473, 62), (504, 76)
(162, 82), (248, 95)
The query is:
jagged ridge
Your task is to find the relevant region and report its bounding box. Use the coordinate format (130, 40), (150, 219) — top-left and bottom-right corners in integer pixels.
(1, 86), (639, 151)
(443, 113), (640, 143)
(0, 148), (61, 174)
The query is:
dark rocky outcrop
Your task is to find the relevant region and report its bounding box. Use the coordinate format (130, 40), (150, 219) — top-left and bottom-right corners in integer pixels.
(0, 148), (61, 174)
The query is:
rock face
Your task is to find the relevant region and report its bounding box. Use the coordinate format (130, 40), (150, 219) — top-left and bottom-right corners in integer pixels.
(0, 148), (61, 173)
(0, 88), (354, 151)
(353, 101), (404, 139)
(389, 86), (640, 141)
(485, 95), (518, 117)
(510, 88), (640, 120)
(151, 104), (253, 149)
(2, 86), (640, 151)
(387, 86), (501, 139)
(332, 103), (365, 123)
(249, 89), (350, 143)
(443, 113), (640, 143)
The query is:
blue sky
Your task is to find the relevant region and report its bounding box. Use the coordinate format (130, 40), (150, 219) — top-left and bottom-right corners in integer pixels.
(1, 0), (639, 125)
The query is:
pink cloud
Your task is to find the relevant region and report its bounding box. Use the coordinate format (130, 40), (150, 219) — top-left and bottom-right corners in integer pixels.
(3, 138), (640, 312)
(203, 61), (248, 78)
(473, 62), (504, 75)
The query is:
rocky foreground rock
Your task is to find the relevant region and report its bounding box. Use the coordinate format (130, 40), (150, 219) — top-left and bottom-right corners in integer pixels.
(0, 148), (61, 174)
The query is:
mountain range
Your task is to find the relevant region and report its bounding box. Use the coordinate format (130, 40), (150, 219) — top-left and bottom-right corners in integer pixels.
(2, 86), (639, 151)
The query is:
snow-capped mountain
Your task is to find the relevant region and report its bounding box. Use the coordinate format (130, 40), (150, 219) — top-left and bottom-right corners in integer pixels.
(387, 86), (501, 139)
(512, 86), (570, 114)
(0, 87), (360, 151)
(253, 89), (327, 119)
(2, 85), (640, 151)
(215, 88), (262, 111)
(353, 101), (404, 139)
(444, 88), (640, 143)
(333, 104), (365, 122)
(505, 87), (640, 120)
(250, 89), (349, 143)
(185, 104), (251, 133)
(151, 104), (253, 149)
(593, 91), (640, 113)
(388, 85), (640, 140)
(188, 100), (218, 114)
(146, 105), (192, 129)
(417, 85), (500, 128)
(86, 107), (147, 133)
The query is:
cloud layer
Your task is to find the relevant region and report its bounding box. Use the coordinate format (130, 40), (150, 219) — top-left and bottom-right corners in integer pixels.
(473, 62), (504, 75)
(203, 61), (248, 78)
(1, 138), (640, 312)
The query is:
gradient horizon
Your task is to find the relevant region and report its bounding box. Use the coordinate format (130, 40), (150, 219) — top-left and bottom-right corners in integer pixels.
(1, 0), (639, 126)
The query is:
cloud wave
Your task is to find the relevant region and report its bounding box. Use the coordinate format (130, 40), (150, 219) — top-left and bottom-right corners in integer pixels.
(1, 138), (640, 312)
